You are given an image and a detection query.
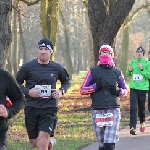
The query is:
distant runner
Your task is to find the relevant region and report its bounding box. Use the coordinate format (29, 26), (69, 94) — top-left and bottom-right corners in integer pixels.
(126, 46), (150, 135)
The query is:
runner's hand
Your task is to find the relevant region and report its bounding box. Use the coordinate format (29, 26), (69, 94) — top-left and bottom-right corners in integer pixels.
(51, 89), (62, 99)
(29, 88), (40, 98)
(0, 105), (8, 118)
(128, 66), (132, 72)
(138, 63), (143, 70)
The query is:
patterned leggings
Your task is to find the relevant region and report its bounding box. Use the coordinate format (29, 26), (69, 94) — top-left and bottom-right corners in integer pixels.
(92, 108), (121, 148)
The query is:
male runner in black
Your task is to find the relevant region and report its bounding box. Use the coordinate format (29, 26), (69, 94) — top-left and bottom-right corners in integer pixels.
(16, 38), (71, 150)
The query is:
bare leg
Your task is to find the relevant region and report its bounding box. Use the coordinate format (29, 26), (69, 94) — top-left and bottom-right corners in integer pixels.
(38, 131), (50, 150)
(29, 138), (38, 148)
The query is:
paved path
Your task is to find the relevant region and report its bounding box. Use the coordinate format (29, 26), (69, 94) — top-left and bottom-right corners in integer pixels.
(80, 117), (150, 150)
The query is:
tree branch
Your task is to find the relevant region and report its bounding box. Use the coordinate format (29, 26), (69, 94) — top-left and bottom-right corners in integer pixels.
(19, 0), (41, 6)
(122, 3), (150, 28)
(82, 0), (88, 8)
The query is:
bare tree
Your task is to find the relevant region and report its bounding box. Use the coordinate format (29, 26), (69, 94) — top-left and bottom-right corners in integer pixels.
(0, 0), (12, 68)
(88, 0), (136, 64)
(59, 9), (73, 79)
(119, 2), (150, 76)
(19, 0), (59, 61)
(40, 0), (59, 60)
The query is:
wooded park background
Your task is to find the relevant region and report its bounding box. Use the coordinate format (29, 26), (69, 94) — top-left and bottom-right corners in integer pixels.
(1, 1), (150, 149)
(1, 0), (150, 79)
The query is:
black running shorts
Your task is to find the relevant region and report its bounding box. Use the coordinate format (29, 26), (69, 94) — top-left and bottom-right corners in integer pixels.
(0, 131), (7, 150)
(24, 106), (58, 139)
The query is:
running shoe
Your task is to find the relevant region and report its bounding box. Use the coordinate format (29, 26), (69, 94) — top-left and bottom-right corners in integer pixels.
(140, 123), (145, 132)
(130, 127), (137, 135)
(48, 137), (56, 150)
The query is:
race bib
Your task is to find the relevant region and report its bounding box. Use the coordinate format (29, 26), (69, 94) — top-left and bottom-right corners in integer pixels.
(35, 85), (51, 97)
(96, 113), (114, 127)
(133, 74), (143, 82)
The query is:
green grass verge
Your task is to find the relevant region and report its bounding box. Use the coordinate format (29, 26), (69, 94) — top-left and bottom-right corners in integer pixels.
(7, 109), (96, 150)
(7, 110), (129, 150)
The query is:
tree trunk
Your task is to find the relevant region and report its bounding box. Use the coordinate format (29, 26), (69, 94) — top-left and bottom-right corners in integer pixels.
(120, 25), (129, 77)
(147, 10), (150, 50)
(40, 0), (59, 61)
(88, 0), (135, 64)
(11, 0), (18, 75)
(18, 6), (26, 65)
(0, 0), (12, 68)
(60, 9), (73, 79)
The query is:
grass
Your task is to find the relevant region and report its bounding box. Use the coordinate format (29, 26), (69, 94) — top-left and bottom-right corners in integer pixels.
(7, 110), (129, 150)
(7, 77), (130, 150)
(7, 109), (96, 150)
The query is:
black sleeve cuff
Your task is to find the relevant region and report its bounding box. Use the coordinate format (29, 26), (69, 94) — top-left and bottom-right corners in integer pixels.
(59, 88), (65, 95)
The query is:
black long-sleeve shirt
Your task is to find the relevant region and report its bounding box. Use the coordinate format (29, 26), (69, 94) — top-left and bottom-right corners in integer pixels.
(16, 59), (71, 108)
(0, 69), (26, 131)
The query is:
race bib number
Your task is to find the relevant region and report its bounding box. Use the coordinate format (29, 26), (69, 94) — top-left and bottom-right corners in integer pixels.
(133, 74), (143, 82)
(35, 85), (51, 97)
(96, 113), (114, 127)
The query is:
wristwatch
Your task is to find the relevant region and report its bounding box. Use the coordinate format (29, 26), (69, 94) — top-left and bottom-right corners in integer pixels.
(59, 88), (65, 95)
(141, 68), (144, 71)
